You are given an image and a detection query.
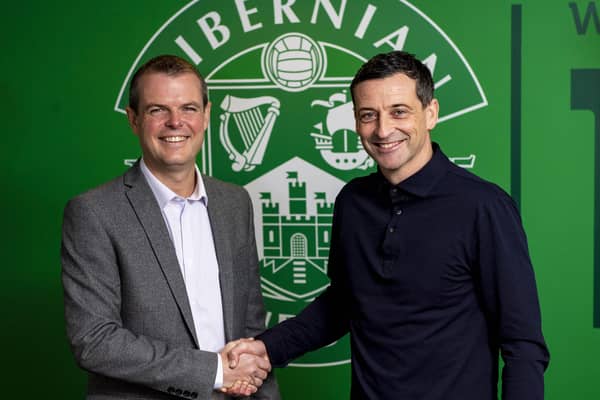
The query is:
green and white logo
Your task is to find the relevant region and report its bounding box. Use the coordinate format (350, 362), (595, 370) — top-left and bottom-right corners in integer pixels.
(263, 33), (325, 92)
(116, 0), (487, 366)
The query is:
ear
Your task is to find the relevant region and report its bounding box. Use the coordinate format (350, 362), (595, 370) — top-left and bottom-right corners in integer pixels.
(425, 99), (439, 131)
(125, 106), (140, 135)
(202, 101), (212, 131)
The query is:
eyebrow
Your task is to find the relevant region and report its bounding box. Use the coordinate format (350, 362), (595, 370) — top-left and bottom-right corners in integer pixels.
(180, 101), (203, 108)
(143, 101), (203, 111)
(357, 103), (410, 112)
(388, 103), (411, 109)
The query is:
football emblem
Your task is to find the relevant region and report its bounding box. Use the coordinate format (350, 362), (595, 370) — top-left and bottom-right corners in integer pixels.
(262, 33), (324, 92)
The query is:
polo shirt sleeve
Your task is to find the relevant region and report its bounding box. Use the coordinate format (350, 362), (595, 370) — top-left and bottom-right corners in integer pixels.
(475, 193), (550, 400)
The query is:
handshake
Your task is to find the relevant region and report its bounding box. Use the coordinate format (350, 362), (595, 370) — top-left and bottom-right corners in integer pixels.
(218, 338), (271, 397)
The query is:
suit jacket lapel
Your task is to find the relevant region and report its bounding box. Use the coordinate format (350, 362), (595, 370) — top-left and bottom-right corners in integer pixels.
(204, 177), (235, 341)
(123, 162), (200, 347)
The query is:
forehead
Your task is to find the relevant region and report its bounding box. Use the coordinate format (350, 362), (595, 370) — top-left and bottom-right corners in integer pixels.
(353, 73), (418, 107)
(137, 72), (203, 103)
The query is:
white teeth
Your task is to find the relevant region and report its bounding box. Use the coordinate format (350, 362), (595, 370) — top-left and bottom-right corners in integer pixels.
(378, 139), (406, 149)
(163, 136), (187, 142)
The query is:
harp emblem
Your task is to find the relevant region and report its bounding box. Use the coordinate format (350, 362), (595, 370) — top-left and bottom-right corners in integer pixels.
(219, 95), (281, 172)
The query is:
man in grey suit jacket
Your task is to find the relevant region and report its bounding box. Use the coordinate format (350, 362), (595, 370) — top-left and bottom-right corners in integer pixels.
(61, 55), (279, 399)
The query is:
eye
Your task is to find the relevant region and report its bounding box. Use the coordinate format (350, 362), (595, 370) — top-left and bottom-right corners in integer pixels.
(182, 105), (200, 113)
(148, 106), (166, 116)
(358, 111), (377, 123)
(392, 109), (407, 118)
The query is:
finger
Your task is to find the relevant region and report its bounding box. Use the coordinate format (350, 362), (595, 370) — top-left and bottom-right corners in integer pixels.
(219, 380), (235, 393)
(228, 341), (262, 368)
(227, 344), (243, 368)
(226, 337), (254, 350)
(254, 354), (272, 372)
(251, 376), (264, 387)
(254, 367), (268, 381)
(243, 383), (258, 396)
(221, 339), (240, 353)
(246, 359), (269, 381)
(224, 380), (246, 396)
(238, 380), (251, 396)
(221, 341), (242, 369)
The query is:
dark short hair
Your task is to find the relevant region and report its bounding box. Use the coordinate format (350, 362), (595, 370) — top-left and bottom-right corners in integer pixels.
(128, 54), (208, 112)
(350, 51), (434, 108)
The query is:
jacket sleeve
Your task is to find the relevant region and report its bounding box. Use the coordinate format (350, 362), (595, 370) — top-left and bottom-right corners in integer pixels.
(475, 194), (550, 400)
(61, 196), (217, 399)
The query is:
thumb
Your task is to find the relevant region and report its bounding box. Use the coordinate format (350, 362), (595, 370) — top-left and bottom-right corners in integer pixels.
(226, 343), (244, 369)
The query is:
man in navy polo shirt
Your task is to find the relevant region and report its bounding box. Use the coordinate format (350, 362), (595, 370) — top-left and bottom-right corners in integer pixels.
(226, 51), (549, 400)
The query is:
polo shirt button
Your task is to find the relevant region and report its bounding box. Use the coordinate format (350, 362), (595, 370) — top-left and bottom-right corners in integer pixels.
(396, 209), (402, 215)
(389, 227), (394, 233)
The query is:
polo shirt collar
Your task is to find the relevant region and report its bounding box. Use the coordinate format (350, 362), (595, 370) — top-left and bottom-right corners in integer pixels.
(376, 142), (449, 198)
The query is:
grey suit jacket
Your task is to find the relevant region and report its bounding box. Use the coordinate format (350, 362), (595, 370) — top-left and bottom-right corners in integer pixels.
(61, 162), (280, 400)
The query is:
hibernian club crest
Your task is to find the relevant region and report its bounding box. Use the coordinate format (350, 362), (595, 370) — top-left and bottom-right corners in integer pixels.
(116, 0), (487, 367)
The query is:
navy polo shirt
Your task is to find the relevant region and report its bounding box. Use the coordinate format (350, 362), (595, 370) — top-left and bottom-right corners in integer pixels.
(259, 143), (549, 399)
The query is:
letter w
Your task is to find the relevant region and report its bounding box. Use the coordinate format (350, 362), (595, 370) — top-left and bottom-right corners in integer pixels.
(569, 2), (600, 34)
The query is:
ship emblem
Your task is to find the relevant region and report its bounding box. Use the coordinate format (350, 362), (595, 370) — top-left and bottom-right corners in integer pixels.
(310, 92), (374, 171)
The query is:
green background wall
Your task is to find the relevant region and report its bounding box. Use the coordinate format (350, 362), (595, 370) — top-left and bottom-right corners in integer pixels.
(1, 0), (598, 398)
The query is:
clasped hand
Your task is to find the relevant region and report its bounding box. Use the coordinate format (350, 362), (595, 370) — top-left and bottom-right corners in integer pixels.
(219, 338), (270, 397)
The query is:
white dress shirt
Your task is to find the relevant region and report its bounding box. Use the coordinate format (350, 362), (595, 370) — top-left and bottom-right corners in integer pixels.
(140, 159), (225, 388)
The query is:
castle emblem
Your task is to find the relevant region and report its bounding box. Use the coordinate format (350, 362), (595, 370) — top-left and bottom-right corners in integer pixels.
(259, 171), (332, 302)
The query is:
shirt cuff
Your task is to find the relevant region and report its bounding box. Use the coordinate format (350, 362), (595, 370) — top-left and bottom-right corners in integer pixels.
(213, 352), (224, 389)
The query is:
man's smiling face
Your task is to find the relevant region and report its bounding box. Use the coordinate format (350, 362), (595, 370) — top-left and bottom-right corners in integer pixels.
(353, 72), (438, 185)
(126, 72), (210, 180)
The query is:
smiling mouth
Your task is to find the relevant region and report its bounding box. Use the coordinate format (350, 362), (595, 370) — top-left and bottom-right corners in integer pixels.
(161, 136), (188, 143)
(375, 138), (407, 150)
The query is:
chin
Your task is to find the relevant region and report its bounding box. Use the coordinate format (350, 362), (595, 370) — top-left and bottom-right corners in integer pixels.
(378, 158), (406, 171)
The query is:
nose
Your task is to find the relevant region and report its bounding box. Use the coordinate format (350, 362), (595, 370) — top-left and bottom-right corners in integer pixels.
(375, 116), (392, 139)
(166, 110), (183, 128)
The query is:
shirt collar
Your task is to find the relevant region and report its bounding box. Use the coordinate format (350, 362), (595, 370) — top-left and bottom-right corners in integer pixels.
(376, 142), (450, 198)
(140, 159), (207, 208)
